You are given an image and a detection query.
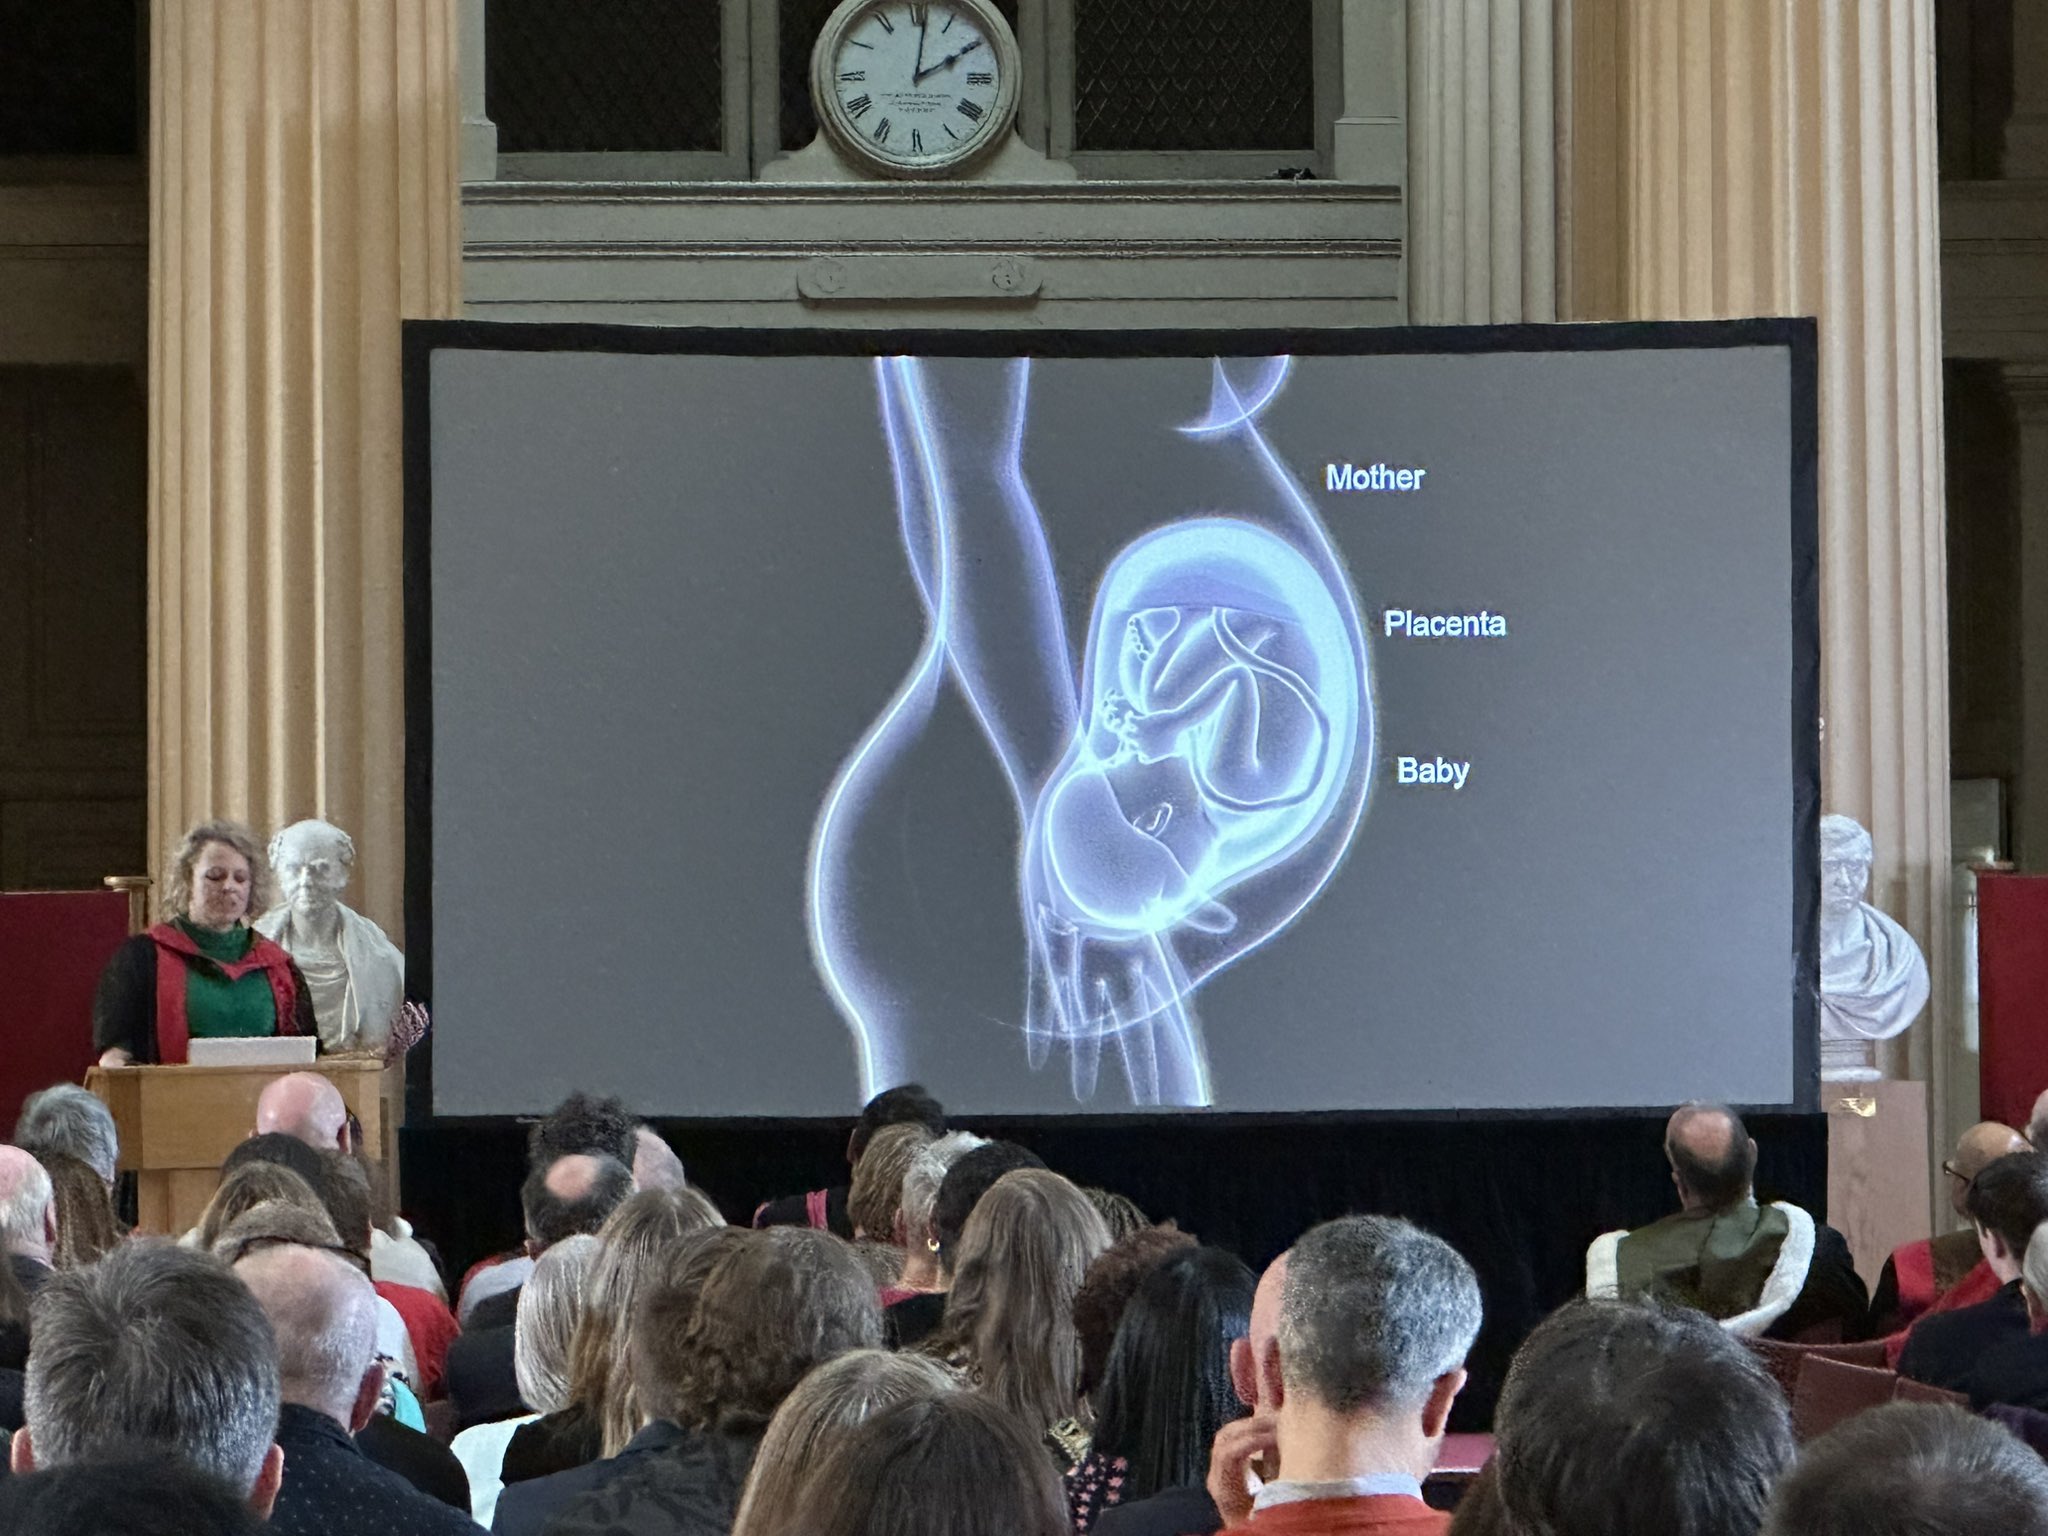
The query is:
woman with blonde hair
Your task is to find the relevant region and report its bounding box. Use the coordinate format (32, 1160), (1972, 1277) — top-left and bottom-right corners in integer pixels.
(501, 1184), (725, 1483)
(93, 818), (314, 1065)
(923, 1167), (1111, 1466)
(451, 1233), (599, 1525)
(193, 1160), (326, 1251)
(730, 1349), (958, 1536)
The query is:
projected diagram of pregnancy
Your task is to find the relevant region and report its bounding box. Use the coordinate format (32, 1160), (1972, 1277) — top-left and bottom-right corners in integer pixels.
(807, 357), (1372, 1107)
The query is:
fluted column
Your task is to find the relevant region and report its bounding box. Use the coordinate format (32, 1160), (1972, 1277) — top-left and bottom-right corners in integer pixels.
(150, 0), (460, 940)
(1562, 1), (1953, 1112)
(1406, 0), (1557, 322)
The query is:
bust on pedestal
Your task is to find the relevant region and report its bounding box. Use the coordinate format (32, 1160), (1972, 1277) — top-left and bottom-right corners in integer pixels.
(255, 819), (405, 1056)
(1819, 814), (1930, 1083)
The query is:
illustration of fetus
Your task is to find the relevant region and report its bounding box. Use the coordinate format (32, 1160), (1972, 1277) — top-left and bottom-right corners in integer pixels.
(808, 355), (1371, 1106)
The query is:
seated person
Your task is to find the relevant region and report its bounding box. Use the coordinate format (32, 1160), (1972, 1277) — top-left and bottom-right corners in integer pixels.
(1964, 1221), (2048, 1413)
(94, 820), (313, 1065)
(446, 1151), (633, 1432)
(11, 1241), (286, 1516)
(1586, 1102), (1865, 1338)
(754, 1084), (946, 1239)
(886, 1138), (1044, 1349)
(1472, 1300), (1793, 1536)
(1763, 1401), (2048, 1536)
(1205, 1215), (1480, 1535)
(1868, 1120), (2027, 1339)
(232, 1240), (475, 1535)
(1898, 1151), (2048, 1392)
(498, 1226), (880, 1536)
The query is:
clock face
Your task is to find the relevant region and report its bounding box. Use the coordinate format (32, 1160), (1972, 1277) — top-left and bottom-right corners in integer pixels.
(817, 1), (1016, 175)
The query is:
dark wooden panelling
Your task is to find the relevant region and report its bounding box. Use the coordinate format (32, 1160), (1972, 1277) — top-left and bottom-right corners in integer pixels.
(0, 367), (145, 890)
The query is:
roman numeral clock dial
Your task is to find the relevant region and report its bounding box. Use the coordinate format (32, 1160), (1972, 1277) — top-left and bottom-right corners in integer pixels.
(809, 0), (1021, 177)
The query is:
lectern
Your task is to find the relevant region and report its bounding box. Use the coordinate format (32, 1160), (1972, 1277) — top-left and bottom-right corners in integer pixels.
(87, 1059), (400, 1234)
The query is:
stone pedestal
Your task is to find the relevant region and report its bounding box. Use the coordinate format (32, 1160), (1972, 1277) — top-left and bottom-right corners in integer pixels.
(1827, 1077), (1933, 1292)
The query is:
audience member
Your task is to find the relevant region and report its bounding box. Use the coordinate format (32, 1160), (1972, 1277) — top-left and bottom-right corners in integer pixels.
(771, 1390), (1071, 1536)
(0, 1146), (59, 1295)
(12, 1085), (119, 1189)
(887, 1137), (1046, 1348)
(255, 1072), (352, 1152)
(1763, 1401), (2048, 1536)
(2029, 1087), (2048, 1150)
(633, 1125), (689, 1191)
(1207, 1215), (1480, 1536)
(884, 1129), (986, 1333)
(233, 1241), (474, 1535)
(729, 1349), (959, 1536)
(1900, 1150), (2048, 1390)
(458, 1094), (637, 1324)
(0, 1457), (264, 1536)
(1086, 1188), (1152, 1243)
(494, 1227), (754, 1534)
(924, 1166), (1111, 1467)
(36, 1152), (120, 1270)
(848, 1121), (933, 1248)
(1074, 1224), (1200, 1404)
(1586, 1102), (1866, 1338)
(451, 1233), (600, 1526)
(508, 1225), (883, 1536)
(528, 1091), (639, 1171)
(0, 1227), (31, 1425)
(1459, 1299), (1792, 1536)
(11, 1241), (284, 1513)
(558, 1186), (727, 1462)
(252, 1077), (450, 1303)
(756, 1083), (947, 1239)
(221, 1129), (329, 1196)
(1869, 1119), (2028, 1338)
(1072, 1245), (1252, 1535)
(447, 1150), (634, 1431)
(195, 1160), (327, 1250)
(1968, 1220), (2048, 1411)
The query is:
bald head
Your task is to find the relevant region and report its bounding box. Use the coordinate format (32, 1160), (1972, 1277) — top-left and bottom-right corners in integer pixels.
(520, 1151), (633, 1250)
(2030, 1090), (2048, 1150)
(254, 1074), (348, 1153)
(233, 1243), (380, 1427)
(1231, 1249), (1290, 1412)
(633, 1126), (687, 1192)
(1664, 1102), (1757, 1211)
(0, 1145), (57, 1264)
(1949, 1121), (2030, 1217)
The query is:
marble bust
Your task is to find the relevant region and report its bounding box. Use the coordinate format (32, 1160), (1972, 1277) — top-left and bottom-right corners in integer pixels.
(1818, 813), (1929, 1082)
(255, 819), (405, 1054)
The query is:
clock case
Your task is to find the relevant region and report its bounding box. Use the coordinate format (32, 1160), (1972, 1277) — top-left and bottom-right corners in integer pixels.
(807, 0), (1025, 180)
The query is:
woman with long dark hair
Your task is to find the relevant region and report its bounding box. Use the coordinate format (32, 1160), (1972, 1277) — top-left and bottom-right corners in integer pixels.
(1070, 1245), (1256, 1534)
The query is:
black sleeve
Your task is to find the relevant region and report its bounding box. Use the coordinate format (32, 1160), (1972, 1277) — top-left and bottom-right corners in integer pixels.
(355, 1413), (471, 1511)
(91, 936), (157, 1063)
(284, 956), (316, 1040)
(1764, 1223), (1870, 1343)
(752, 1193), (815, 1229)
(1866, 1254), (1905, 1338)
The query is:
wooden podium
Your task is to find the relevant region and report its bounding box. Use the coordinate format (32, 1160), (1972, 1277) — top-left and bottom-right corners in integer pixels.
(87, 1058), (401, 1234)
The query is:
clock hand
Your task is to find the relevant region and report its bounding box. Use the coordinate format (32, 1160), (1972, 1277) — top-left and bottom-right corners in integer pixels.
(914, 36), (982, 84)
(913, 10), (928, 84)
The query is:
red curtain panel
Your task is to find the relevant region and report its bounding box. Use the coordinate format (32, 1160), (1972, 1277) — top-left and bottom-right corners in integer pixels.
(0, 891), (130, 1134)
(1977, 873), (2048, 1132)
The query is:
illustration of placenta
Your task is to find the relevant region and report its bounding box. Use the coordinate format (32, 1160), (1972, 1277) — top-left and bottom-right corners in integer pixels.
(807, 356), (1371, 1107)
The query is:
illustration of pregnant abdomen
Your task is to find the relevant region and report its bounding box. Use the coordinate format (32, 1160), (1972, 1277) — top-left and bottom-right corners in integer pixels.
(1035, 518), (1364, 940)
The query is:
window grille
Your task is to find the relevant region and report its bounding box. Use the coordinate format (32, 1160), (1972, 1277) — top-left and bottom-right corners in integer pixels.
(488, 0), (725, 154)
(1072, 0), (1315, 154)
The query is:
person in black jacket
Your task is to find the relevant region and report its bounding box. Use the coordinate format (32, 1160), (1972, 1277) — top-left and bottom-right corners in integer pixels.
(1899, 1151), (2048, 1392)
(233, 1241), (475, 1536)
(754, 1084), (947, 1239)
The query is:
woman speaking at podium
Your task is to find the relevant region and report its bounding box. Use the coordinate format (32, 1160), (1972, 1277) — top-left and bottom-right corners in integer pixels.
(93, 819), (314, 1066)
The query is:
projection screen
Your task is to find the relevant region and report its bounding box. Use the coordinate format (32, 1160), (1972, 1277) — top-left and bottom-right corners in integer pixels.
(406, 322), (1819, 1120)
